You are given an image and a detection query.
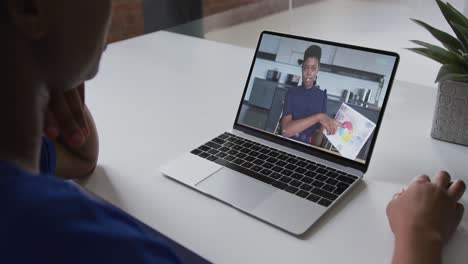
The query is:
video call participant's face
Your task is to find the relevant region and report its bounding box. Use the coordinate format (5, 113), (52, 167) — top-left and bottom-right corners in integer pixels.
(302, 57), (320, 89)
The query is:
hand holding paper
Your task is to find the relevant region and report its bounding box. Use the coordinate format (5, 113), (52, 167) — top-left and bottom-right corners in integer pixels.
(324, 103), (376, 160)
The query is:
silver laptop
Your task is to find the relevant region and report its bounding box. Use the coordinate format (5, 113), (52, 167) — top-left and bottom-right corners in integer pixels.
(161, 31), (399, 235)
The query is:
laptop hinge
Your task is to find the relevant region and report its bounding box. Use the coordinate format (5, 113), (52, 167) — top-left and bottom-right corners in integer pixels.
(230, 129), (364, 178)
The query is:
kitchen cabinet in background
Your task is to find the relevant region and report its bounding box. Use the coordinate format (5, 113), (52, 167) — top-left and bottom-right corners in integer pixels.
(332, 47), (396, 107)
(265, 87), (288, 132)
(332, 47), (395, 76)
(249, 78), (277, 109)
(238, 104), (269, 130)
(239, 78), (288, 133)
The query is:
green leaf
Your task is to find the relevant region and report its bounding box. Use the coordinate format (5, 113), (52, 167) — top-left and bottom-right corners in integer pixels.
(410, 40), (468, 67)
(407, 47), (445, 64)
(435, 0), (468, 51)
(407, 47), (464, 66)
(436, 64), (468, 82)
(410, 18), (463, 53)
(446, 2), (468, 27)
(411, 40), (448, 52)
(451, 22), (468, 43)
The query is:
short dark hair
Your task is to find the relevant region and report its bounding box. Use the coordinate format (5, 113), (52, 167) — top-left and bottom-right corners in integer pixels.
(303, 45), (322, 63)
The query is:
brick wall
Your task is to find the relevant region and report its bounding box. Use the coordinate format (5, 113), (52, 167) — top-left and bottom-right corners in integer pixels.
(203, 0), (318, 17)
(203, 0), (258, 16)
(106, 0), (318, 42)
(202, 0), (319, 32)
(108, 0), (144, 43)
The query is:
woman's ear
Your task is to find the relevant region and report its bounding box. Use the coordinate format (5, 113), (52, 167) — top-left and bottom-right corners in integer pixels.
(7, 0), (47, 39)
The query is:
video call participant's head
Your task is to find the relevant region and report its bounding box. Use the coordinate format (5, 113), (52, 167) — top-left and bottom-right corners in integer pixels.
(280, 45), (340, 147)
(302, 45), (321, 89)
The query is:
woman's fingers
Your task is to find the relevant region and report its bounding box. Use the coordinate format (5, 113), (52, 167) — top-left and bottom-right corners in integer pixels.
(335, 120), (342, 127)
(392, 191), (403, 200)
(410, 175), (431, 185)
(323, 123), (332, 135)
(448, 180), (466, 201)
(434, 171), (451, 188)
(64, 88), (89, 137)
(331, 121), (337, 135)
(49, 92), (85, 146)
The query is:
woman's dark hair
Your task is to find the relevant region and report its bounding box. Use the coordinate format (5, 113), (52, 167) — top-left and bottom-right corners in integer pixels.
(303, 45), (322, 63)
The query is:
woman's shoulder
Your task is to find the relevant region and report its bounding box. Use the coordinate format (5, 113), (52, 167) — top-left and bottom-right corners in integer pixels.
(302, 85), (326, 97)
(315, 85), (327, 96)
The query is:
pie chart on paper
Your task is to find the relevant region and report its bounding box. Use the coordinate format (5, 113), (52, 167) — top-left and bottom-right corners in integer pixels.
(338, 121), (353, 142)
(324, 103), (376, 160)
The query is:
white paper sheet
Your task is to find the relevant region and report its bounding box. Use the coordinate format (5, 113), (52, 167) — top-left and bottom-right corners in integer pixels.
(324, 103), (376, 160)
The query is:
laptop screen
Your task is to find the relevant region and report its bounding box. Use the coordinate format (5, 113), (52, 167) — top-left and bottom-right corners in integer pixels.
(236, 32), (398, 165)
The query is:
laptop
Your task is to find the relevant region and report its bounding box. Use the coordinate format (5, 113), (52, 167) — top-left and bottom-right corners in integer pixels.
(161, 31), (399, 235)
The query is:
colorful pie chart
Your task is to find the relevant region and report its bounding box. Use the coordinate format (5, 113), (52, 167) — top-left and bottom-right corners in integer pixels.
(338, 121), (353, 142)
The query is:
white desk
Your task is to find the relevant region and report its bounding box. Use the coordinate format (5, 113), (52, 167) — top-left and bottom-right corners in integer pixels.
(82, 31), (468, 263)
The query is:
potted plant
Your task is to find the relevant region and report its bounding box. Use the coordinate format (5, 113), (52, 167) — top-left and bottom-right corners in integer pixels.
(410, 0), (468, 146)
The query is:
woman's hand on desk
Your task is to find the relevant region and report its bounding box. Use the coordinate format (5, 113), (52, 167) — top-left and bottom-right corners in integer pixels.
(387, 171), (466, 264)
(44, 83), (90, 146)
(44, 83), (99, 179)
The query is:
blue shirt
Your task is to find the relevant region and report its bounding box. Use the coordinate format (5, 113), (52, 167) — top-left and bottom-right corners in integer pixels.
(0, 138), (181, 263)
(283, 85), (328, 144)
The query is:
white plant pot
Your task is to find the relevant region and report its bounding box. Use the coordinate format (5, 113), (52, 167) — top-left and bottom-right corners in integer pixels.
(431, 80), (468, 146)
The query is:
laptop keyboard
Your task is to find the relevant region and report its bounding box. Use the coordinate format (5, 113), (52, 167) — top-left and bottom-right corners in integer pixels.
(190, 133), (358, 207)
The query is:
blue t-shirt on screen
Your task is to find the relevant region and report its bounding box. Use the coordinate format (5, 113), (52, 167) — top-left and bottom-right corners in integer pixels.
(283, 85), (327, 144)
(0, 137), (180, 264)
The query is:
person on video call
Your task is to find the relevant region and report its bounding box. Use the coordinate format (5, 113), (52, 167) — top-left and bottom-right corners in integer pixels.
(281, 45), (340, 147)
(2, 0), (465, 263)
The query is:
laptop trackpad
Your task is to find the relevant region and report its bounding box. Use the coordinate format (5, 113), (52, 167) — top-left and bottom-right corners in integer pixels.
(196, 168), (276, 212)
